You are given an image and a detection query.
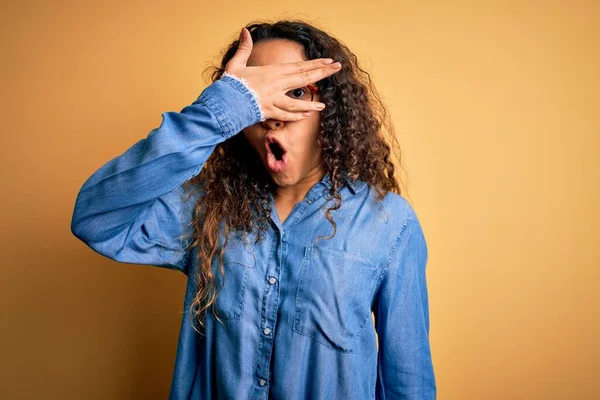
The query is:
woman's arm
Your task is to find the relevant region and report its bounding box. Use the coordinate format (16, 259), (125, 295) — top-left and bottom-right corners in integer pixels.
(70, 75), (262, 274)
(374, 210), (437, 399)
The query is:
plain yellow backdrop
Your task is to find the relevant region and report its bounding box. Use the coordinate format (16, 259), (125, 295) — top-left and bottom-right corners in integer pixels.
(1, 0), (598, 399)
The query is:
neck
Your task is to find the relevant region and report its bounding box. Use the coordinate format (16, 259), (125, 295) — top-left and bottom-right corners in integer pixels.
(274, 167), (326, 204)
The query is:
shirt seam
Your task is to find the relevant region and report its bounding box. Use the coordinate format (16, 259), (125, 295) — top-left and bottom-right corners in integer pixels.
(374, 210), (415, 294)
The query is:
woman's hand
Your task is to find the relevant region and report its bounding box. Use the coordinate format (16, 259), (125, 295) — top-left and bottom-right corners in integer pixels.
(224, 27), (342, 122)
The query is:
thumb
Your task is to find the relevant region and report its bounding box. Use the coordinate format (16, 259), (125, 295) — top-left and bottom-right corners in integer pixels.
(228, 27), (253, 69)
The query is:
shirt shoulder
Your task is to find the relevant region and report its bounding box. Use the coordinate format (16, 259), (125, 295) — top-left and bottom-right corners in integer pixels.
(336, 185), (422, 267)
(359, 185), (419, 229)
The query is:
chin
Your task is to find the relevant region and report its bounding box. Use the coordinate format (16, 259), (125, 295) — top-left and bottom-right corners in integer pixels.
(269, 173), (293, 186)
(267, 168), (299, 187)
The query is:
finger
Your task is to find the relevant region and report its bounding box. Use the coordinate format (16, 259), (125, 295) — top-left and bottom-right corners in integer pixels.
(281, 62), (342, 90)
(227, 27), (253, 69)
(273, 95), (326, 112)
(275, 58), (335, 75)
(272, 109), (312, 122)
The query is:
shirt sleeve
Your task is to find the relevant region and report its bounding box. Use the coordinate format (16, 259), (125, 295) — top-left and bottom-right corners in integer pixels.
(70, 74), (263, 274)
(374, 210), (437, 399)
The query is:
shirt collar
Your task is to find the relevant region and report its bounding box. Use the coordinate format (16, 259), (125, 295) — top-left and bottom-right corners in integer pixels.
(321, 172), (368, 195)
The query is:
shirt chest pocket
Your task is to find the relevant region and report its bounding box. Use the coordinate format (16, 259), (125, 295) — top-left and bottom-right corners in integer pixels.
(293, 245), (380, 353)
(211, 245), (256, 321)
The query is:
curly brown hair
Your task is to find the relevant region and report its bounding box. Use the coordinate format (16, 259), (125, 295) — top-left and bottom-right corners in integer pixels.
(181, 19), (404, 335)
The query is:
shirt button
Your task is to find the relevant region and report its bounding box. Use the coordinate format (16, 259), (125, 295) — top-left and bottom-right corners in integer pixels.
(269, 277), (277, 285)
(306, 198), (312, 203)
(259, 378), (266, 386)
(263, 327), (271, 335)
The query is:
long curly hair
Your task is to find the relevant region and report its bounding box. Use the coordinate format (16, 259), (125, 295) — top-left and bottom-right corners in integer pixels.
(181, 19), (404, 335)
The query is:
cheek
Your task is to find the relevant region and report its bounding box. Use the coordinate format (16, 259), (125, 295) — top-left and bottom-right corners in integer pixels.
(311, 104), (325, 128)
(294, 119), (322, 157)
(307, 113), (322, 141)
(242, 124), (263, 153)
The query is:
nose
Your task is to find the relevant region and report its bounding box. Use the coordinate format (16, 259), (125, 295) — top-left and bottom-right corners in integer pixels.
(262, 119), (283, 130)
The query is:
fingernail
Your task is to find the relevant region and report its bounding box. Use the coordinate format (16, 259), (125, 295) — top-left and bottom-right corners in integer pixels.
(303, 112), (311, 117)
(333, 62), (341, 69)
(315, 103), (325, 110)
(324, 58), (334, 64)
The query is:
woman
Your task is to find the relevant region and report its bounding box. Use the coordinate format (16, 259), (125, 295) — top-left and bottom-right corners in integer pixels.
(71, 20), (436, 399)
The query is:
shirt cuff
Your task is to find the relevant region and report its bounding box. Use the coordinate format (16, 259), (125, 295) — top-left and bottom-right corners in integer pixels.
(194, 72), (265, 139)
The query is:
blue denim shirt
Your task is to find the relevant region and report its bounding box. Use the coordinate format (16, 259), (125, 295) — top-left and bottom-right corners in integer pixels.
(71, 74), (436, 399)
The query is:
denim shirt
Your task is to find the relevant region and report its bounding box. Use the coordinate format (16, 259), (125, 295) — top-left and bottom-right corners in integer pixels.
(71, 73), (436, 399)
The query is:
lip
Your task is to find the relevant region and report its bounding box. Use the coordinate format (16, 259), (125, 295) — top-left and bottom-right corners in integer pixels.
(264, 133), (289, 173)
(264, 134), (288, 156)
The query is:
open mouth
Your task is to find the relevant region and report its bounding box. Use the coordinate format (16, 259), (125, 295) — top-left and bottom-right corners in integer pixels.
(269, 141), (285, 160)
(264, 136), (288, 173)
(264, 136), (287, 160)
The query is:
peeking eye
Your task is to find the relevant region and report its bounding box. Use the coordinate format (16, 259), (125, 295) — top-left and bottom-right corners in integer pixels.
(285, 87), (311, 100)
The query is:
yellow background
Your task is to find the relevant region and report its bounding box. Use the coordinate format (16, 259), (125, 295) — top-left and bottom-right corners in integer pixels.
(1, 0), (598, 398)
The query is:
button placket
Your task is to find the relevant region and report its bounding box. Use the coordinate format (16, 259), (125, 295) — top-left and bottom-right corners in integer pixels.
(254, 234), (281, 390)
